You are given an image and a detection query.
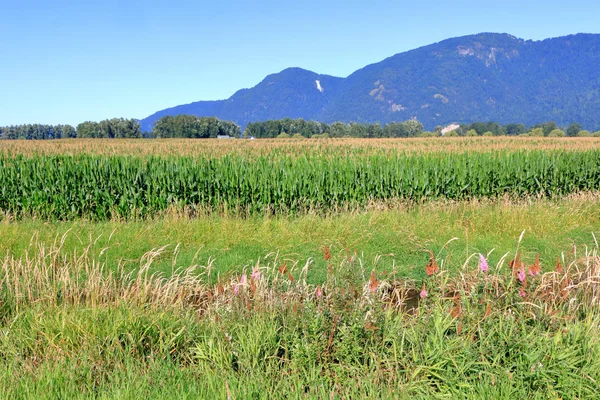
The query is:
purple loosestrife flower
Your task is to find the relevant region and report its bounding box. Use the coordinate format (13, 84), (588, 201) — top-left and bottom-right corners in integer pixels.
(420, 284), (428, 299)
(479, 254), (489, 273)
(316, 286), (323, 298)
(251, 267), (261, 281)
(517, 268), (526, 283)
(233, 274), (248, 295)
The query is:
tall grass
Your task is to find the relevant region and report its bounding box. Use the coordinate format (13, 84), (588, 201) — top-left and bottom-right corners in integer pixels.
(1, 237), (600, 398)
(2, 150), (600, 220)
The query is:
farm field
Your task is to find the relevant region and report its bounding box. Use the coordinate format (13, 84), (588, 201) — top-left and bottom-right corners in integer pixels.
(2, 137), (600, 398)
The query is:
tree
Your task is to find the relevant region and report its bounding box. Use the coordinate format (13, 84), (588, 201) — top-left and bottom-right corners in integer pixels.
(404, 119), (424, 137)
(577, 130), (591, 137)
(329, 122), (349, 138)
(504, 123), (527, 136)
(77, 121), (102, 138)
(533, 121), (558, 136)
(465, 129), (478, 137)
(528, 127), (544, 137)
(567, 123), (582, 137)
(548, 129), (565, 137)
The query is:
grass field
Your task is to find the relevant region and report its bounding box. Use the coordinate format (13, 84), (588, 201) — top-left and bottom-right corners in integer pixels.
(1, 137), (600, 398)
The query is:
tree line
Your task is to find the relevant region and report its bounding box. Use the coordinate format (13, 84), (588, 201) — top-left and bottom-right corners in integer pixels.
(444, 121), (600, 137)
(0, 118), (142, 140)
(243, 118), (425, 138)
(1, 115), (598, 140)
(0, 124), (77, 140)
(152, 115), (241, 138)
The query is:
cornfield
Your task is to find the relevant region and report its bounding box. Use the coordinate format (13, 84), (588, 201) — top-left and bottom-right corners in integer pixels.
(1, 150), (600, 220)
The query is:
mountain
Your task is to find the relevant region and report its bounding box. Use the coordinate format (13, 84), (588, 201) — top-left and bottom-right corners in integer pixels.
(140, 33), (600, 132)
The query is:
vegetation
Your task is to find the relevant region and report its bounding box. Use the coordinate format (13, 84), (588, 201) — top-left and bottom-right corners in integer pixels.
(1, 236), (600, 398)
(2, 150), (600, 220)
(1, 137), (600, 397)
(1, 116), (597, 141)
(152, 115), (241, 138)
(0, 124), (76, 140)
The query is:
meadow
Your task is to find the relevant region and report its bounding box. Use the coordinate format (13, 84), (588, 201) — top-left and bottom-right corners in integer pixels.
(1, 137), (600, 398)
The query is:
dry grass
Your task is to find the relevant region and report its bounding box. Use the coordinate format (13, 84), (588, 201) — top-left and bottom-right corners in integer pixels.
(2, 137), (600, 157)
(3, 236), (600, 398)
(3, 233), (600, 318)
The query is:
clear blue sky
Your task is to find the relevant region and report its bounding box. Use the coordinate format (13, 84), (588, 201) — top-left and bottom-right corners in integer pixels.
(1, 0), (599, 126)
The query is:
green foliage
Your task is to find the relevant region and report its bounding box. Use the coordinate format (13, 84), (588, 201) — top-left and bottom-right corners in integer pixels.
(243, 118), (421, 139)
(567, 123), (582, 137)
(2, 241), (600, 398)
(548, 129), (566, 137)
(0, 124), (77, 140)
(2, 151), (600, 220)
(504, 123), (527, 136)
(445, 130), (459, 137)
(276, 132), (290, 139)
(593, 131), (600, 137)
(482, 131), (494, 137)
(77, 118), (141, 139)
(153, 115), (240, 139)
(529, 127), (545, 137)
(465, 129), (478, 136)
(578, 130), (591, 137)
(420, 131), (436, 137)
(533, 121), (558, 136)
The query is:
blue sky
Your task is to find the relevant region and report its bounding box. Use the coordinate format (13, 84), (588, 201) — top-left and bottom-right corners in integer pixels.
(1, 0), (599, 126)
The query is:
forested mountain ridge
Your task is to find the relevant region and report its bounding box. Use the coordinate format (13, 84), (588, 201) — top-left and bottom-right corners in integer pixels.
(139, 33), (600, 132)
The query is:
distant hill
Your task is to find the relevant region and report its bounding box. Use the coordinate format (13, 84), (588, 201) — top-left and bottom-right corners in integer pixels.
(140, 33), (600, 132)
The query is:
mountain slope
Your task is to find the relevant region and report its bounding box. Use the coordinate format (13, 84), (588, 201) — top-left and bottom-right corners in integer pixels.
(140, 33), (600, 131)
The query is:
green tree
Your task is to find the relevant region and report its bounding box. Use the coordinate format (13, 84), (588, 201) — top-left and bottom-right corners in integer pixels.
(329, 122), (349, 138)
(504, 123), (527, 136)
(404, 119), (424, 137)
(76, 121), (102, 138)
(567, 123), (582, 137)
(548, 129), (565, 137)
(528, 127), (544, 136)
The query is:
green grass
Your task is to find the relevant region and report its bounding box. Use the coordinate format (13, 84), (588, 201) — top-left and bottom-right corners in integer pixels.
(1, 195), (598, 283)
(1, 235), (600, 399)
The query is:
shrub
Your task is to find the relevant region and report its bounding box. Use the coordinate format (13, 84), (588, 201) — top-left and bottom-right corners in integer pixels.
(528, 127), (544, 137)
(548, 129), (565, 137)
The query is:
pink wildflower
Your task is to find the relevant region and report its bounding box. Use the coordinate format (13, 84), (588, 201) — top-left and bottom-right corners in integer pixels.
(519, 287), (527, 298)
(234, 274), (247, 295)
(478, 254), (489, 273)
(251, 267), (261, 281)
(517, 268), (526, 283)
(420, 284), (428, 299)
(316, 286), (323, 298)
